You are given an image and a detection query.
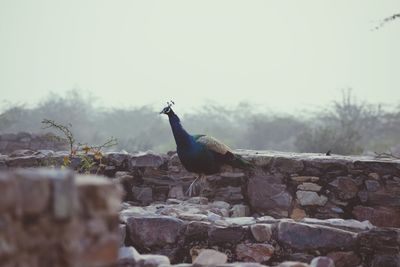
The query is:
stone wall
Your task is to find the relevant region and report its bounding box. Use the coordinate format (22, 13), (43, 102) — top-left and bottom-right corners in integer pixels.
(0, 132), (68, 154)
(2, 149), (399, 228)
(1, 149), (400, 266)
(0, 169), (122, 267)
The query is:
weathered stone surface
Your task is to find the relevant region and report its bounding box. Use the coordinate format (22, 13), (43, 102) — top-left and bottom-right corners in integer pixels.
(235, 243), (274, 262)
(132, 186), (153, 205)
(14, 169), (51, 215)
(310, 257), (334, 267)
(248, 174), (292, 216)
(357, 228), (400, 251)
(250, 224), (273, 242)
(300, 218), (374, 232)
(329, 177), (358, 200)
(50, 169), (76, 219)
(193, 249), (227, 266)
(231, 204), (250, 217)
(118, 246), (142, 266)
(327, 251), (361, 267)
(297, 182), (321, 192)
(130, 152), (164, 168)
(291, 208), (307, 221)
(169, 185), (185, 199)
(277, 221), (357, 250)
(364, 179), (380, 192)
(127, 216), (184, 248)
(119, 224), (126, 246)
(271, 157), (304, 174)
(208, 226), (247, 245)
(291, 176), (320, 183)
(0, 168), (121, 267)
(296, 191), (328, 206)
(276, 262), (310, 267)
(371, 253), (400, 267)
(352, 205), (400, 227)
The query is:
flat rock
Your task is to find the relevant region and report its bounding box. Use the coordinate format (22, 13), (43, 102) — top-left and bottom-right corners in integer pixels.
(130, 151), (164, 168)
(297, 182), (322, 192)
(300, 218), (374, 232)
(277, 221), (357, 251)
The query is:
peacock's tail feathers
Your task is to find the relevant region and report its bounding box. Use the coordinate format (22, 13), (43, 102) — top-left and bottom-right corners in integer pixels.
(229, 153), (254, 170)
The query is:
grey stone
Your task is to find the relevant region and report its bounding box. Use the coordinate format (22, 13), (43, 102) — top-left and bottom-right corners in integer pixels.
(277, 221), (357, 250)
(247, 174), (292, 216)
(169, 185), (184, 199)
(51, 169), (76, 220)
(130, 151), (164, 168)
(141, 254), (170, 267)
(296, 191), (328, 206)
(365, 180), (380, 192)
(14, 169), (51, 215)
(132, 186), (153, 205)
(127, 216), (184, 248)
(250, 223), (273, 242)
(119, 224), (126, 246)
(118, 246), (142, 265)
(276, 262), (310, 267)
(297, 182), (322, 192)
(208, 226), (247, 245)
(230, 204), (250, 217)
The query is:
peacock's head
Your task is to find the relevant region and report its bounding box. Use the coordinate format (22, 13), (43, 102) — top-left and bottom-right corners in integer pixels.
(160, 100), (175, 115)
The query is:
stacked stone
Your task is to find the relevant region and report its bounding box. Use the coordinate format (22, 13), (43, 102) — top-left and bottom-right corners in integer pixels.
(118, 197), (400, 266)
(2, 150), (400, 229)
(2, 149), (400, 229)
(0, 169), (121, 267)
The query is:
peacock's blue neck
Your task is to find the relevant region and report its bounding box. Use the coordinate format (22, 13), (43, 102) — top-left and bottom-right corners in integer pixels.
(168, 112), (194, 149)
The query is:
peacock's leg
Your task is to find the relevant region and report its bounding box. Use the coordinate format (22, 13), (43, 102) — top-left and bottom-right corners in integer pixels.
(186, 175), (200, 196)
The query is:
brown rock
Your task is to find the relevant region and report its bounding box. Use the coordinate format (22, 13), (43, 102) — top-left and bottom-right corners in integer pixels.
(291, 208), (307, 221)
(235, 243), (274, 262)
(327, 251), (361, 267)
(329, 177), (358, 200)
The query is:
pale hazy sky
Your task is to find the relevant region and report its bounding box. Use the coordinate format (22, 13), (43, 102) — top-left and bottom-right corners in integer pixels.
(0, 1), (399, 113)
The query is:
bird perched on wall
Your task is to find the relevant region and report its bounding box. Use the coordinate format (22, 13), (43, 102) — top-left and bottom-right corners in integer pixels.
(160, 101), (253, 196)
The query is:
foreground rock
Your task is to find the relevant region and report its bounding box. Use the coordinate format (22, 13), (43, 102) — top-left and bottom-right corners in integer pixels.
(0, 168), (122, 267)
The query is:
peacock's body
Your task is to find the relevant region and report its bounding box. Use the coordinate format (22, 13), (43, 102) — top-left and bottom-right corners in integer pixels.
(160, 102), (252, 195)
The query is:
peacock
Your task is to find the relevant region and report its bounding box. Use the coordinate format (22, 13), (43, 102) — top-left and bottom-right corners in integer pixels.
(160, 101), (253, 196)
